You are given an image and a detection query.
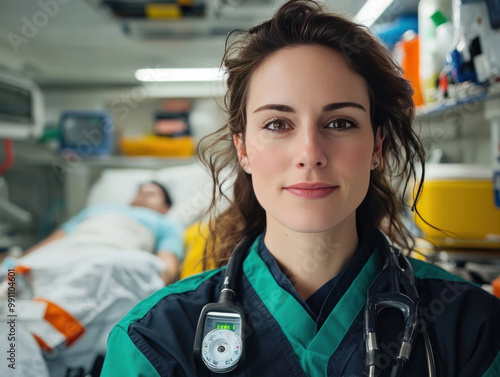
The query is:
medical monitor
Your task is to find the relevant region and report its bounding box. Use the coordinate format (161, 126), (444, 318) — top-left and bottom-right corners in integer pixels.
(0, 71), (44, 140)
(59, 111), (114, 156)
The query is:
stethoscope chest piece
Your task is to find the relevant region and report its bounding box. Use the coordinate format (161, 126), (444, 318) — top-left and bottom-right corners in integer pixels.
(202, 328), (242, 373)
(194, 233), (256, 374)
(194, 302), (246, 374)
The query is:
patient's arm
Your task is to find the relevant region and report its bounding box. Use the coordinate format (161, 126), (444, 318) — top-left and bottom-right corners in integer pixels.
(156, 250), (180, 285)
(23, 229), (67, 256)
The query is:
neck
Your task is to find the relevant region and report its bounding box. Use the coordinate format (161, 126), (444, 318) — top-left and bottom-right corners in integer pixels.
(263, 214), (359, 300)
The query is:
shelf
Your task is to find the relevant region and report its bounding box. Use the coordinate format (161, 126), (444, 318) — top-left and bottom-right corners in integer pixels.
(9, 141), (197, 169)
(19, 154), (197, 169)
(416, 82), (500, 120)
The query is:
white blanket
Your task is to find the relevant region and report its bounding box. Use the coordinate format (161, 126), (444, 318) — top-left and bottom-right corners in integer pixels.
(0, 232), (166, 377)
(64, 212), (157, 253)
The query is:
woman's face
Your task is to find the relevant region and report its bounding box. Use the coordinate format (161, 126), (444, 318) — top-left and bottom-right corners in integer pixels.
(234, 44), (383, 234)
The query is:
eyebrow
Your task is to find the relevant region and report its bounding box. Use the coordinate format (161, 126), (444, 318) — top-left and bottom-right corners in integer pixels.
(252, 102), (366, 114)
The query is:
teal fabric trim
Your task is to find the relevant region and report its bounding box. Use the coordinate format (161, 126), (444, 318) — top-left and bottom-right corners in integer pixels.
(310, 249), (382, 354)
(243, 237), (316, 347)
(409, 257), (469, 283)
(118, 268), (222, 331)
(482, 351), (500, 377)
(100, 325), (161, 377)
(244, 236), (383, 377)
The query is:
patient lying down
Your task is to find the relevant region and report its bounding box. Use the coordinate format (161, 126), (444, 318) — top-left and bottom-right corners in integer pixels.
(0, 182), (184, 377)
(26, 181), (183, 285)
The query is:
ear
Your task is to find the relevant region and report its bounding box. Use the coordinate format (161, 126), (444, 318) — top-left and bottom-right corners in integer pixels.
(371, 127), (384, 169)
(233, 133), (252, 174)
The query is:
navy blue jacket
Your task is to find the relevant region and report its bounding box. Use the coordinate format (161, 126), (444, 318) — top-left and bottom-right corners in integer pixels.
(101, 231), (500, 377)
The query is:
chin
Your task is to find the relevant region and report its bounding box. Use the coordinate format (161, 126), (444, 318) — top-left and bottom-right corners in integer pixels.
(288, 223), (342, 234)
(274, 214), (349, 234)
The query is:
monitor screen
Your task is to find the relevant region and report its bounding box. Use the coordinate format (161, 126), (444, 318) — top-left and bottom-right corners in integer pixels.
(0, 80), (32, 123)
(59, 111), (113, 155)
(62, 115), (105, 145)
(487, 0), (500, 29)
(0, 72), (43, 140)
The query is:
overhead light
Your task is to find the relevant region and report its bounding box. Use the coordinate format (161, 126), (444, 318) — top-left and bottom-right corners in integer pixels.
(353, 0), (394, 28)
(135, 68), (224, 82)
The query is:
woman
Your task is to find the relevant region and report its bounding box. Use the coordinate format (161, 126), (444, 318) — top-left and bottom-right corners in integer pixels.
(100, 1), (500, 376)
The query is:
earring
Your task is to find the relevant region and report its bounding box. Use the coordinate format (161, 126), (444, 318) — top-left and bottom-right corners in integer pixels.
(372, 162), (379, 170)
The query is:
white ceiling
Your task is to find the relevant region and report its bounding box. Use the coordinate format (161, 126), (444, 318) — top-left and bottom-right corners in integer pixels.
(0, 0), (415, 87)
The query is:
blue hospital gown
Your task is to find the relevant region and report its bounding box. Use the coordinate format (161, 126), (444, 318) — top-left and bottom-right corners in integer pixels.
(60, 204), (184, 260)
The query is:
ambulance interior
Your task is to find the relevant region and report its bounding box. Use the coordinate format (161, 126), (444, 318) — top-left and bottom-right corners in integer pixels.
(0, 0), (500, 376)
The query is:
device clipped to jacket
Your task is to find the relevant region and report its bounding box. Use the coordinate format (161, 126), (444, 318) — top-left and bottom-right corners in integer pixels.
(193, 231), (436, 377)
(194, 302), (245, 373)
(193, 233), (257, 374)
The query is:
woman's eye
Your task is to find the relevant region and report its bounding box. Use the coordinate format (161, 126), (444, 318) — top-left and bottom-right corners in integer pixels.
(326, 118), (356, 130)
(264, 119), (291, 132)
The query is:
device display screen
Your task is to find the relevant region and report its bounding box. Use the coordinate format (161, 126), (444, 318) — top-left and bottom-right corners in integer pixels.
(204, 312), (242, 337)
(0, 81), (32, 122)
(216, 322), (237, 331)
(63, 116), (104, 145)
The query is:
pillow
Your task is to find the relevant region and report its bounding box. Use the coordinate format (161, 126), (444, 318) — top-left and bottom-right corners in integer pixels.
(86, 162), (214, 227)
(154, 163), (214, 226)
(86, 169), (154, 207)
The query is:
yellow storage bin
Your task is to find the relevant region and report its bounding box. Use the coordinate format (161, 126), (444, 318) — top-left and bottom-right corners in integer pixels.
(120, 135), (195, 157)
(415, 164), (500, 248)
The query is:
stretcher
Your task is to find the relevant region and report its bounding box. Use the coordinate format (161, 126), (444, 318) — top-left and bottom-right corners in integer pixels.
(0, 161), (215, 376)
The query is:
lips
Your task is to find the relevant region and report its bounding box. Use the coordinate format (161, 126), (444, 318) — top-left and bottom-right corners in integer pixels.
(283, 182), (338, 199)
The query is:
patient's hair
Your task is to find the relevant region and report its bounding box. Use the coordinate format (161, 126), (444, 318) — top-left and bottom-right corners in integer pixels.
(146, 181), (173, 207)
(198, 0), (425, 267)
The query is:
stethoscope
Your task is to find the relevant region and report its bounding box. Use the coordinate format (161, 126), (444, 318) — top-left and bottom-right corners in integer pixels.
(194, 232), (436, 377)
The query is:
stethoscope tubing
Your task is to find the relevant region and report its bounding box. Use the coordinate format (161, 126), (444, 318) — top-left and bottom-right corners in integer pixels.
(198, 233), (436, 376)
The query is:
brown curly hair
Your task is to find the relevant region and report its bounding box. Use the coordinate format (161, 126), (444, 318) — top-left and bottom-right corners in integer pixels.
(198, 0), (425, 267)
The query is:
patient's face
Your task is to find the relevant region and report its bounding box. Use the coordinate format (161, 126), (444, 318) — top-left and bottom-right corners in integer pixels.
(130, 183), (170, 214)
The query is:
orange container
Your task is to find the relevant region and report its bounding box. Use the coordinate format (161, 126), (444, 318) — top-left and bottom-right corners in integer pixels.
(493, 276), (500, 298)
(399, 35), (424, 107)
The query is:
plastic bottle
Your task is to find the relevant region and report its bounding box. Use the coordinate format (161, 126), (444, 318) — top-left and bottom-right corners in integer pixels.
(396, 31), (424, 107)
(432, 10), (455, 69)
(418, 0), (453, 104)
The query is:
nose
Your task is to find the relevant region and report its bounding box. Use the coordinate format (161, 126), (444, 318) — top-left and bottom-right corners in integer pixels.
(295, 126), (328, 169)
